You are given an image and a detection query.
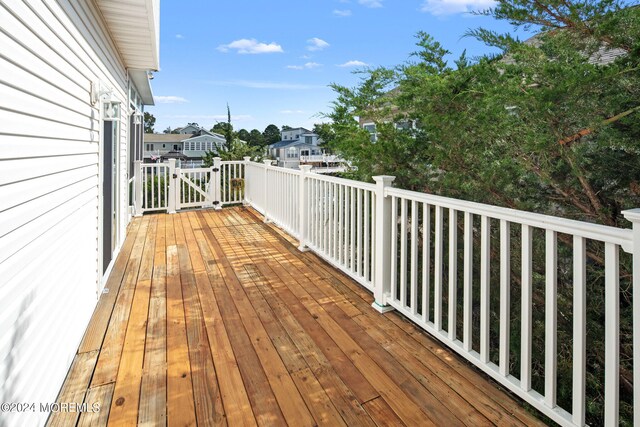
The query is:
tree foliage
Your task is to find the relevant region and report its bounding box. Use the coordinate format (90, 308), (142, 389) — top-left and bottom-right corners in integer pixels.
(143, 112), (155, 133)
(323, 1), (640, 424)
(262, 124), (281, 145)
(236, 128), (251, 142)
(248, 129), (265, 147)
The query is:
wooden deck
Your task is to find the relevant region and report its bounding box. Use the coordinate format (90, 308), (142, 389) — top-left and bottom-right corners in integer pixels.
(48, 207), (543, 426)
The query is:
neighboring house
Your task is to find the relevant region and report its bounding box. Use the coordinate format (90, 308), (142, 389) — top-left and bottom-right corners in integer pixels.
(269, 128), (341, 169)
(0, 1), (159, 425)
(144, 126), (226, 166)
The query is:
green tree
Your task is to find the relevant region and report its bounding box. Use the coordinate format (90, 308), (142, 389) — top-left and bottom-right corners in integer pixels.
(262, 124), (281, 145)
(143, 112), (156, 133)
(323, 2), (640, 424)
(236, 128), (250, 142)
(210, 122), (232, 135)
(248, 129), (265, 147)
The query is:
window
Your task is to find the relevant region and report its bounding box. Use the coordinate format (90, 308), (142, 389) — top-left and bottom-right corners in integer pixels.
(305, 136), (313, 144)
(174, 144), (179, 150)
(287, 147), (297, 158)
(146, 143), (153, 151)
(162, 144), (166, 148)
(363, 123), (377, 143)
(196, 142), (201, 150)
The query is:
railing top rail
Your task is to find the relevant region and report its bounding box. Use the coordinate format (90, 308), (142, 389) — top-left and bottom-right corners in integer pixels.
(249, 161), (303, 176)
(386, 186), (633, 251)
(221, 160), (245, 165)
(306, 172), (376, 192)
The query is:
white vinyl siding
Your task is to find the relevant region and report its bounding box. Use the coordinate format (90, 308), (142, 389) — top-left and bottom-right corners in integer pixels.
(0, 1), (132, 426)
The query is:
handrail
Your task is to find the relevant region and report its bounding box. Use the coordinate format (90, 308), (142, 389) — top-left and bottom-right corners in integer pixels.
(386, 186), (633, 252)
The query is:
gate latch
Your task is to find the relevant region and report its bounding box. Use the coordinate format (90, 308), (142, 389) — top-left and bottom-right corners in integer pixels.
(212, 168), (220, 172)
(172, 173), (178, 179)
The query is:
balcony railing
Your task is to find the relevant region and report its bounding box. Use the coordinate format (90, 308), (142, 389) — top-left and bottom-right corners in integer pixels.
(134, 158), (640, 426)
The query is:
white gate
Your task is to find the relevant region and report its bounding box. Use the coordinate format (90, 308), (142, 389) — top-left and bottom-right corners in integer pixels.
(177, 167), (216, 210)
(134, 158), (246, 214)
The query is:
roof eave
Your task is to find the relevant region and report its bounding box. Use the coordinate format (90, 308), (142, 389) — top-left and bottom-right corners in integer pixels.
(95, 0), (160, 71)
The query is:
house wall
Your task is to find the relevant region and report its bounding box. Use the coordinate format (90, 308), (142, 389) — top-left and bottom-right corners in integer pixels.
(0, 1), (133, 425)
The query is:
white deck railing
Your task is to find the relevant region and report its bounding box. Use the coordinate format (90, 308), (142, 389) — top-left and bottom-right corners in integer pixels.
(135, 158), (640, 426)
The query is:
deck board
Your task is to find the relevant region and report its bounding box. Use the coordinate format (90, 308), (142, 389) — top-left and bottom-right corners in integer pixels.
(52, 207), (543, 426)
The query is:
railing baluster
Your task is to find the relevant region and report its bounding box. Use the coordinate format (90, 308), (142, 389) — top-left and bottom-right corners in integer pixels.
(521, 224), (533, 391)
(423, 203), (431, 324)
(357, 189), (363, 277)
(411, 200), (418, 315)
(604, 242), (619, 426)
(463, 212), (473, 351)
(480, 215), (490, 363)
(434, 206), (443, 330)
(545, 229), (557, 407)
(400, 198), (408, 307)
(364, 191), (371, 282)
(351, 187), (356, 271)
(499, 220), (511, 377)
(390, 196), (398, 302)
(572, 236), (586, 426)
(449, 209), (458, 340)
(332, 183), (337, 258)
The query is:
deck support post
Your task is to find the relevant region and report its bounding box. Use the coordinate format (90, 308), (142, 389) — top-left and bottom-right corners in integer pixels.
(212, 157), (222, 210)
(167, 159), (177, 214)
(134, 160), (142, 216)
(298, 165), (313, 252)
(262, 160), (273, 223)
(372, 175), (396, 313)
(242, 157), (251, 206)
(623, 208), (640, 426)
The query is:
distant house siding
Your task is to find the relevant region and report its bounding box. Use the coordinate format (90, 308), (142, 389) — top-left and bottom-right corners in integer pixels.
(0, 1), (131, 425)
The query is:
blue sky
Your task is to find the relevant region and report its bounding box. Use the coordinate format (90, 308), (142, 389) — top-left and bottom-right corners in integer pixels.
(147, 0), (527, 134)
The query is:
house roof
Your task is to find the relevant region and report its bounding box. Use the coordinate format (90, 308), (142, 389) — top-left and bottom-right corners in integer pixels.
(183, 134), (225, 143)
(270, 139), (300, 149)
(94, 0), (160, 71)
(282, 127), (311, 134)
(144, 133), (186, 143)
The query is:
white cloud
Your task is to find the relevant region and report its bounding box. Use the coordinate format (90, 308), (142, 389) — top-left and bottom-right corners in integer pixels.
(286, 62), (322, 70)
(307, 37), (330, 52)
(206, 80), (322, 90)
(337, 60), (369, 67)
(359, 0), (383, 8)
(175, 34), (184, 39)
(333, 9), (352, 16)
(420, 0), (495, 15)
(154, 96), (188, 104)
(217, 38), (284, 54)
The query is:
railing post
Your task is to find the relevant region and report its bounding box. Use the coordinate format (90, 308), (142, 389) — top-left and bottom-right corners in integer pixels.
(168, 159), (177, 214)
(243, 156), (251, 206)
(262, 159), (273, 222)
(134, 160), (143, 216)
(213, 157), (222, 210)
(371, 175), (395, 313)
(623, 208), (640, 426)
(298, 165), (313, 251)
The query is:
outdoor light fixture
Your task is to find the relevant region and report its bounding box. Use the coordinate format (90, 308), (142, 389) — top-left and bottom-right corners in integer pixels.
(134, 113), (143, 125)
(102, 101), (120, 121)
